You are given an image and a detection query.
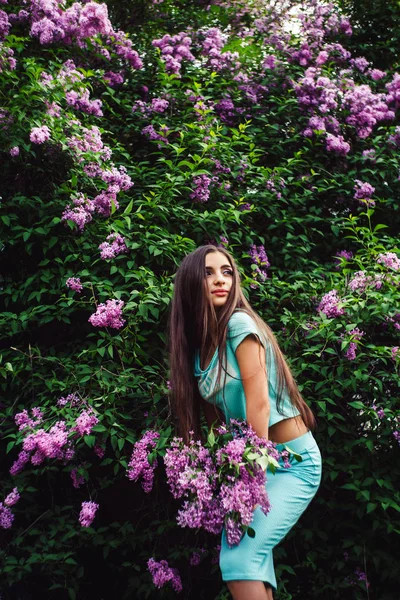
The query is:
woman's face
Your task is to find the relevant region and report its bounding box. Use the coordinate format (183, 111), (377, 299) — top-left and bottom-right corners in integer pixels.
(205, 251), (233, 309)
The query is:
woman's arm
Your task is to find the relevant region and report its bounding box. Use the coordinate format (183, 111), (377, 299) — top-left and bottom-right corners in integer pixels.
(235, 334), (270, 440)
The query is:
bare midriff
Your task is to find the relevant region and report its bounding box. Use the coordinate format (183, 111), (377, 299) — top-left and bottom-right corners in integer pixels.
(268, 415), (309, 444)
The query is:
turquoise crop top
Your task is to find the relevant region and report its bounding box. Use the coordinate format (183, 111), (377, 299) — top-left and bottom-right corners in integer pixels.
(193, 309), (300, 427)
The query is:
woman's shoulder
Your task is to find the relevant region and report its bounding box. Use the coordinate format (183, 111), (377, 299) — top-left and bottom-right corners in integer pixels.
(227, 309), (259, 332)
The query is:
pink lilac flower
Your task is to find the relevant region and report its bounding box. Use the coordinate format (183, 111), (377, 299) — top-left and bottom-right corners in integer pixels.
(30, 125), (51, 144)
(377, 252), (400, 271)
(66, 88), (103, 117)
(317, 289), (345, 318)
(369, 69), (386, 81)
(391, 347), (400, 360)
(99, 233), (128, 260)
(57, 392), (80, 408)
(88, 298), (125, 330)
(79, 500), (99, 527)
(152, 31), (195, 76)
(14, 407), (43, 431)
(4, 487), (20, 507)
(66, 277), (83, 293)
(348, 270), (385, 293)
(127, 430), (160, 493)
(72, 409), (99, 437)
(147, 558), (182, 593)
(9, 146), (19, 157)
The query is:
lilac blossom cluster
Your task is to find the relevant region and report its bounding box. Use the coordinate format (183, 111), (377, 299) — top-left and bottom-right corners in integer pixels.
(71, 467), (85, 489)
(0, 487), (20, 529)
(14, 407), (44, 431)
(161, 420), (289, 547)
(126, 430), (160, 493)
(29, 125), (51, 144)
(88, 298), (125, 330)
(377, 252), (400, 271)
(248, 244), (270, 282)
(132, 97), (170, 116)
(371, 402), (400, 447)
(147, 558), (182, 593)
(66, 88), (103, 117)
(348, 271), (385, 293)
(98, 232), (128, 260)
(152, 32), (195, 76)
(343, 328), (365, 360)
(10, 0), (141, 71)
(66, 277), (83, 293)
(141, 123), (170, 147)
(189, 174), (213, 203)
(317, 289), (345, 318)
(79, 500), (99, 527)
(199, 27), (241, 74)
(334, 250), (353, 269)
(353, 180), (375, 206)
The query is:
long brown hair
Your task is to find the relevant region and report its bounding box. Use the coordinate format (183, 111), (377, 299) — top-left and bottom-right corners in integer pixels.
(167, 245), (316, 443)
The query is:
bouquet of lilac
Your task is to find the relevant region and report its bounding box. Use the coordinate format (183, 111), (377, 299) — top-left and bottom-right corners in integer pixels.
(163, 419), (300, 547)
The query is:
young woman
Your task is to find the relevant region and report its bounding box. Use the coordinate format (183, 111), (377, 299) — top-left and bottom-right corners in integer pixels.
(167, 245), (322, 600)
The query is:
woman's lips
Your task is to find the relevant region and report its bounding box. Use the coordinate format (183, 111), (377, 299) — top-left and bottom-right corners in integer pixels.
(212, 291), (228, 295)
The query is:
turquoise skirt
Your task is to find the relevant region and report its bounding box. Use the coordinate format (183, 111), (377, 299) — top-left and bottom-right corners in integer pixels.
(219, 431), (322, 590)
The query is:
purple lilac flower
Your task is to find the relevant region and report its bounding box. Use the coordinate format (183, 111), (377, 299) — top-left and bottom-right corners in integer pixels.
(79, 500), (99, 528)
(377, 252), (400, 271)
(127, 430), (160, 493)
(103, 71), (124, 87)
(151, 98), (169, 113)
(0, 503), (14, 529)
(344, 328), (364, 360)
(362, 149), (376, 162)
(317, 290), (345, 318)
(190, 174), (212, 203)
(94, 444), (105, 458)
(147, 558), (182, 593)
(334, 250), (353, 269)
(326, 133), (350, 155)
(9, 146), (19, 157)
(248, 244), (270, 281)
(30, 125), (51, 144)
(66, 277), (83, 293)
(152, 31), (195, 76)
(9, 451), (30, 476)
(99, 233), (128, 260)
(71, 467), (85, 489)
(88, 299), (125, 330)
(61, 193), (95, 232)
(4, 488), (20, 507)
(73, 409), (99, 437)
(353, 180), (375, 206)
